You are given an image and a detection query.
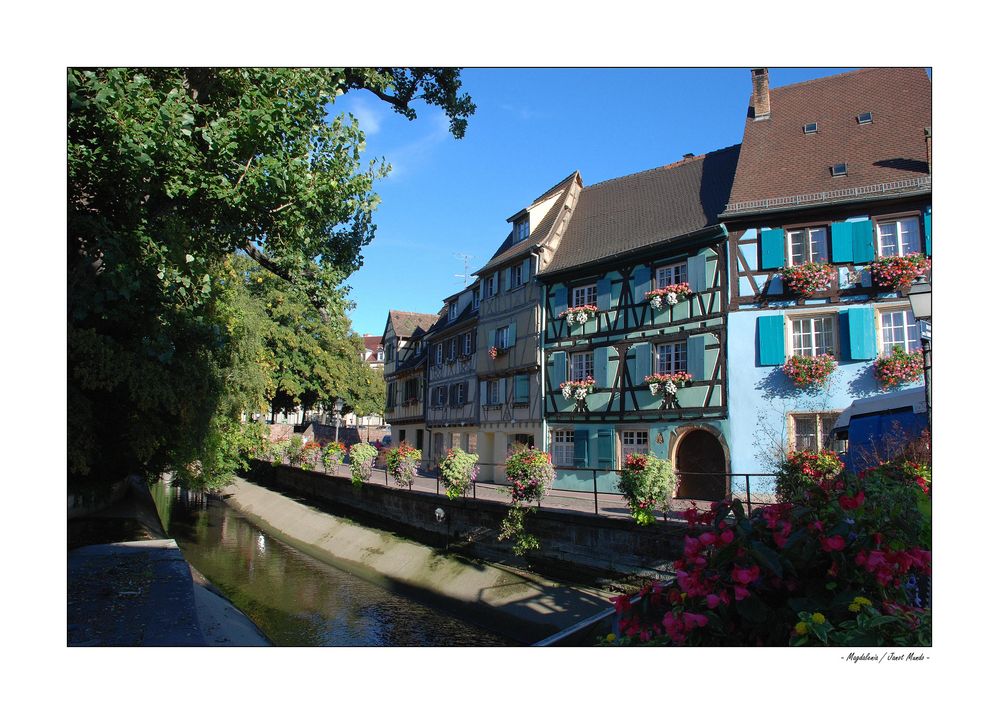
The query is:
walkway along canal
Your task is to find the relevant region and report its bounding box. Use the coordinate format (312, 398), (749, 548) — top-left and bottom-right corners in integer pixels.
(151, 477), (617, 645)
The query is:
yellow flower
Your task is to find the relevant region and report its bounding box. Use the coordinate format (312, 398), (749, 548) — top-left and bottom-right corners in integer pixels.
(848, 604), (861, 613)
(854, 596), (872, 607)
(794, 622), (808, 635)
(605, 633), (616, 643)
(811, 612), (826, 625)
(256, 277), (263, 283)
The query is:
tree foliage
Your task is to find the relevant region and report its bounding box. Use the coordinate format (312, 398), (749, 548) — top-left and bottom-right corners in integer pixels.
(68, 67), (474, 489)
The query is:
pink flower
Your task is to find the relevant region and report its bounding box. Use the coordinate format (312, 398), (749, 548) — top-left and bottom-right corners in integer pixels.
(731, 564), (760, 585)
(820, 534), (846, 552)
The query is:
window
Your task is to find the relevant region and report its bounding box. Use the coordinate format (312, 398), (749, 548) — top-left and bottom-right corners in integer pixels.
(857, 112), (873, 125)
(434, 343), (443, 365)
(788, 226), (829, 265)
(831, 163), (848, 177)
(656, 262), (687, 288)
(803, 122), (818, 134)
(448, 338), (457, 361)
(386, 383), (396, 408)
(386, 341), (395, 362)
(448, 302), (458, 322)
(495, 325), (510, 350)
(552, 430), (574, 467)
(473, 290), (480, 311)
(510, 263), (524, 289)
(789, 412), (844, 452)
(463, 332), (473, 355)
(486, 380), (500, 405)
(572, 284), (597, 307)
(377, 350), (384, 362)
(514, 218), (530, 243)
(456, 382), (467, 405)
(621, 430), (649, 459)
(877, 217), (922, 257)
(791, 315), (836, 357)
(431, 386), (445, 407)
(404, 378), (418, 402)
(880, 309), (920, 355)
(656, 341), (687, 374)
(484, 274), (496, 298)
(569, 351), (594, 381)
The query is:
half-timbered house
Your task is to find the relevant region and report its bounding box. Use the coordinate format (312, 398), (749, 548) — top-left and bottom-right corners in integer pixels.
(425, 283), (480, 466)
(382, 310), (438, 458)
(538, 147), (741, 500)
(473, 172), (582, 482)
(719, 68), (931, 484)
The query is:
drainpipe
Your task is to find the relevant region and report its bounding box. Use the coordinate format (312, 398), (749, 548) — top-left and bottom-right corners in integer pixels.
(534, 249), (549, 453)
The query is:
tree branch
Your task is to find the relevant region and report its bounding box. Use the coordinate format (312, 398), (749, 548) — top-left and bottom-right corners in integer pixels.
(242, 241), (330, 322)
(235, 155), (253, 190)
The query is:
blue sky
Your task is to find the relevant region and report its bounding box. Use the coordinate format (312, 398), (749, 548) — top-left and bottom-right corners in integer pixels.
(339, 68), (858, 337)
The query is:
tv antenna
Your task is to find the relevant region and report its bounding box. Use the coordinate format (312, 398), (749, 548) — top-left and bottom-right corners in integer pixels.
(453, 253), (475, 286)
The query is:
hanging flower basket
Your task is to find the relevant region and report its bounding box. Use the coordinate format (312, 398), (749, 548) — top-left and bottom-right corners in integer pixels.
(560, 376), (595, 401)
(488, 346), (507, 360)
(782, 354), (837, 388)
(644, 372), (693, 396)
(874, 346), (923, 389)
(645, 284), (692, 310)
(778, 262), (838, 297)
(560, 305), (599, 325)
(870, 255), (930, 291)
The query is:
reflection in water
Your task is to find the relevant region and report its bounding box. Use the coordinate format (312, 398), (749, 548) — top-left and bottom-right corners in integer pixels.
(151, 481), (513, 646)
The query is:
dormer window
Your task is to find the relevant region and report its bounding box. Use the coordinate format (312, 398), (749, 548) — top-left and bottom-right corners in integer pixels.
(473, 289), (480, 311)
(803, 122), (818, 134)
(857, 112), (873, 125)
(448, 302), (458, 322)
(514, 218), (530, 243)
(831, 163), (848, 177)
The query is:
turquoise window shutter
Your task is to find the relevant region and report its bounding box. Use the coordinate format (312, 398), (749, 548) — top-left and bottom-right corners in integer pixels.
(846, 308), (876, 360)
(522, 258), (531, 281)
(760, 228), (785, 269)
(573, 429), (589, 467)
(852, 220), (875, 263)
(550, 351), (566, 387)
(480, 380), (487, 406)
(594, 346), (613, 387)
(597, 276), (611, 311)
(632, 265), (651, 300)
(514, 374), (530, 402)
(632, 342), (652, 383)
(499, 378), (507, 403)
(687, 254), (707, 292)
(831, 222), (854, 263)
(508, 320), (517, 346)
(610, 277), (622, 307)
(757, 315), (786, 366)
(552, 285), (567, 317)
(596, 430), (615, 469)
(686, 334), (707, 380)
(924, 209), (932, 256)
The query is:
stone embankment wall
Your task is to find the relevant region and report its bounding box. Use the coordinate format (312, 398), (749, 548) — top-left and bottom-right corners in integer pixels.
(246, 461), (687, 577)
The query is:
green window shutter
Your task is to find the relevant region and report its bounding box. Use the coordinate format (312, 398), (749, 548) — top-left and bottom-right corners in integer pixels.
(479, 381), (487, 406)
(594, 346), (613, 387)
(686, 334), (707, 381)
(831, 222), (854, 263)
(846, 308), (876, 360)
(610, 276), (622, 307)
(631, 342), (652, 383)
(687, 254), (707, 292)
(597, 276), (611, 311)
(758, 314), (786, 366)
(924, 209), (932, 256)
(523, 258), (531, 282)
(852, 220), (875, 263)
(499, 378), (507, 403)
(632, 265), (651, 300)
(573, 429), (589, 467)
(760, 228), (786, 269)
(596, 429), (615, 469)
(550, 351), (566, 388)
(552, 286), (567, 317)
(514, 374), (530, 402)
(508, 320), (517, 346)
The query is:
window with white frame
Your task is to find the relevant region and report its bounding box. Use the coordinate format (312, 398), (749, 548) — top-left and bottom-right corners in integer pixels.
(569, 351), (594, 381)
(486, 379), (500, 405)
(484, 274), (496, 298)
(463, 331), (473, 355)
(510, 263), (524, 289)
(551, 430), (574, 467)
(876, 216), (922, 257)
(473, 290), (480, 311)
(572, 284), (597, 307)
(448, 302), (458, 322)
(791, 315), (836, 357)
(621, 430), (650, 458)
(514, 218), (530, 243)
(880, 309), (920, 355)
(790, 412), (844, 452)
(656, 341), (687, 374)
(434, 343), (443, 365)
(495, 325), (510, 350)
(788, 226), (829, 265)
(377, 350), (384, 362)
(657, 262), (687, 288)
(448, 338), (457, 360)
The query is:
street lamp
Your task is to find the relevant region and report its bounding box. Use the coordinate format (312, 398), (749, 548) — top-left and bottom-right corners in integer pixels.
(908, 277), (931, 429)
(333, 397), (346, 444)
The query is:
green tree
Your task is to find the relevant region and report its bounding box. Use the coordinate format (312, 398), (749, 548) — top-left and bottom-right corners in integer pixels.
(68, 67), (474, 489)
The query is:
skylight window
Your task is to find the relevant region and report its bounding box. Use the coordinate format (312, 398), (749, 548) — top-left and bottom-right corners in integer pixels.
(803, 122), (818, 134)
(831, 163), (848, 177)
(857, 112), (873, 125)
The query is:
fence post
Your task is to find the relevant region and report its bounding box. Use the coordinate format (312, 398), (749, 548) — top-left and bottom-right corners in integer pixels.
(593, 469), (599, 515)
(745, 474), (751, 512)
(473, 480), (476, 500)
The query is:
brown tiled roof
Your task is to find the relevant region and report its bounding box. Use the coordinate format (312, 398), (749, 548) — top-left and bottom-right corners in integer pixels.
(724, 68), (931, 213)
(476, 172), (580, 274)
(363, 335), (382, 351)
(386, 310), (439, 338)
(541, 145), (740, 275)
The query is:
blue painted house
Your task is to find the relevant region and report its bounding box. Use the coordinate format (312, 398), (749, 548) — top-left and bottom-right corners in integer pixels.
(719, 68), (931, 484)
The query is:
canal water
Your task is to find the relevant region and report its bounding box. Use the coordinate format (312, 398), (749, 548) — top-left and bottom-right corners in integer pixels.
(150, 481), (515, 646)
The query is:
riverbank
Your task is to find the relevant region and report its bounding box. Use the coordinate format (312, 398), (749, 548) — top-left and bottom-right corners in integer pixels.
(223, 475), (619, 643)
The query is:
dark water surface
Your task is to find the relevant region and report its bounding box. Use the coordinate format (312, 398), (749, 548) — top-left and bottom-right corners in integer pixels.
(151, 481), (515, 646)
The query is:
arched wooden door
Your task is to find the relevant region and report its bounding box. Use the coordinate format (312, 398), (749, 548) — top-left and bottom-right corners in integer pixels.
(675, 429), (727, 501)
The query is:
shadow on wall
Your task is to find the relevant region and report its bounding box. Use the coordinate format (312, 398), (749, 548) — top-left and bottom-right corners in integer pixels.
(754, 367), (799, 400)
(845, 364), (884, 399)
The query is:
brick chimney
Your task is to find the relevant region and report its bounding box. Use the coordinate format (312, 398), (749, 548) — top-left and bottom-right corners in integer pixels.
(924, 127), (932, 174)
(751, 68), (771, 120)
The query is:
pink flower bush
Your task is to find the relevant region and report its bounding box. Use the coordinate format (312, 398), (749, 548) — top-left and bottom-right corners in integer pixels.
(782, 354), (837, 388)
(870, 255), (930, 291)
(560, 305), (599, 325)
(778, 262), (837, 297)
(874, 346), (923, 389)
(645, 283), (692, 309)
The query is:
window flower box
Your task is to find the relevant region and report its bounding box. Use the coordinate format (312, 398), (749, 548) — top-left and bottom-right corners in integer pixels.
(870, 255), (930, 291)
(644, 283), (692, 310)
(782, 354), (837, 389)
(560, 305), (599, 325)
(643, 372), (693, 396)
(874, 346), (923, 389)
(488, 346), (507, 360)
(559, 376), (596, 402)
(778, 262), (837, 297)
